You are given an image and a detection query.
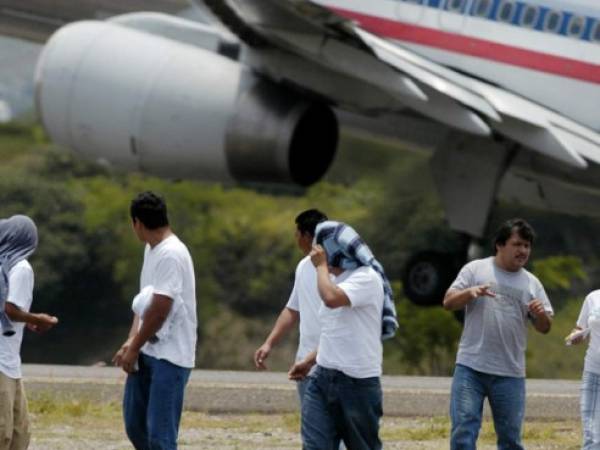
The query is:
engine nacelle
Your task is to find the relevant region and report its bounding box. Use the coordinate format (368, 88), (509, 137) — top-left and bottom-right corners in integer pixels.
(35, 20), (338, 186)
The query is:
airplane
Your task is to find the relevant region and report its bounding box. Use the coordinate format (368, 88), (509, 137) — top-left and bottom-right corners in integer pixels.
(2, 0), (600, 307)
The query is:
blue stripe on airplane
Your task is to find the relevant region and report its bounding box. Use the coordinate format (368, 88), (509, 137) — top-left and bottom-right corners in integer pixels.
(404, 0), (600, 43)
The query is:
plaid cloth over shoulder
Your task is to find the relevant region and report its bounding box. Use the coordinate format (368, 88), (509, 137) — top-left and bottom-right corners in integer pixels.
(315, 221), (398, 340)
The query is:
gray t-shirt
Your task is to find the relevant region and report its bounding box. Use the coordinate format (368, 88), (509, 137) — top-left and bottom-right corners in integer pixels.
(450, 257), (553, 377)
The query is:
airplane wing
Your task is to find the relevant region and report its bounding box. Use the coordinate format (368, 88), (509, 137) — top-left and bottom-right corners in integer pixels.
(202, 0), (600, 170)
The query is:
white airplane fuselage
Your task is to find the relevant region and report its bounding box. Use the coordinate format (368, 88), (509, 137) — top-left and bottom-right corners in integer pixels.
(314, 0), (600, 132)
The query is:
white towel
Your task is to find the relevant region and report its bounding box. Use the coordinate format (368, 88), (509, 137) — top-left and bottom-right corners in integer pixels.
(132, 286), (182, 342)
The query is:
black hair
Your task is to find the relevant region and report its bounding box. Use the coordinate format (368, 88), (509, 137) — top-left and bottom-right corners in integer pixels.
(492, 218), (536, 254)
(130, 191), (169, 230)
(295, 209), (328, 237)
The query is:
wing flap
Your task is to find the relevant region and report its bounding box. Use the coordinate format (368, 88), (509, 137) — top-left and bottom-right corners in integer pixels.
(354, 27), (501, 122)
(550, 126), (600, 166)
(353, 26), (600, 169)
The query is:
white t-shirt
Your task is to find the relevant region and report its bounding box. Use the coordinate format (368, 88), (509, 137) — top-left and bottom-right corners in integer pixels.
(450, 257), (553, 377)
(285, 256), (321, 363)
(139, 235), (197, 368)
(577, 290), (600, 375)
(0, 260), (34, 379)
(316, 266), (383, 379)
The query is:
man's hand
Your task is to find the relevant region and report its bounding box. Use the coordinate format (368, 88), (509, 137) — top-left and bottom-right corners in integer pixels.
(120, 347), (140, 374)
(254, 343), (271, 370)
(528, 299), (552, 334)
(112, 340), (130, 367)
(528, 299), (545, 317)
(288, 360), (313, 381)
(27, 313), (58, 333)
(309, 245), (327, 268)
(469, 284), (496, 300)
(112, 339), (139, 374)
(565, 327), (587, 345)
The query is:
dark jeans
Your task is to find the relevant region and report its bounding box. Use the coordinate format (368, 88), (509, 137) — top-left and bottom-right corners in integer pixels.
(301, 365), (382, 450)
(123, 353), (191, 450)
(297, 375), (312, 408)
(450, 364), (525, 450)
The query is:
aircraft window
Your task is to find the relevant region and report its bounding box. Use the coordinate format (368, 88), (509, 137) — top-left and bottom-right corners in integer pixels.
(544, 10), (562, 33)
(473, 0), (492, 17)
(593, 21), (600, 42)
(497, 1), (515, 23)
(520, 5), (539, 28)
(446, 0), (465, 13)
(567, 15), (585, 38)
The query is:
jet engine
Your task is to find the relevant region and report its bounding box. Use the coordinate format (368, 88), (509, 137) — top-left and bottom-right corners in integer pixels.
(35, 20), (338, 186)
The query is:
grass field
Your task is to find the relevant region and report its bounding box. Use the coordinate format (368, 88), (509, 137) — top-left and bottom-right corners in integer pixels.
(27, 397), (583, 449)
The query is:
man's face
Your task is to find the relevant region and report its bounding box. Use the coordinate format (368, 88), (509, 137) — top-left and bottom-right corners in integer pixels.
(496, 231), (531, 272)
(295, 228), (313, 255)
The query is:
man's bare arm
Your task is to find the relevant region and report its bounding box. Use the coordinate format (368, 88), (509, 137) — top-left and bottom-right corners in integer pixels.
(5, 302), (58, 332)
(310, 245), (350, 309)
(129, 294), (173, 351)
(254, 307), (299, 369)
(443, 285), (495, 311)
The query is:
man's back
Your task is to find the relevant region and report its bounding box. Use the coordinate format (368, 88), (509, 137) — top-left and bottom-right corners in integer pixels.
(140, 234), (197, 368)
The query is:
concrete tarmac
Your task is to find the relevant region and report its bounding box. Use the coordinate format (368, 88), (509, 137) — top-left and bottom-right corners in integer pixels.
(22, 364), (581, 419)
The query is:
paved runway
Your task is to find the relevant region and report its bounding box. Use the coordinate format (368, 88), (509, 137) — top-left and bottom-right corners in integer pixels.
(22, 364), (581, 419)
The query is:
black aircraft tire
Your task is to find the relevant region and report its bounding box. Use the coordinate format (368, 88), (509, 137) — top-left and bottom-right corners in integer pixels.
(402, 251), (457, 307)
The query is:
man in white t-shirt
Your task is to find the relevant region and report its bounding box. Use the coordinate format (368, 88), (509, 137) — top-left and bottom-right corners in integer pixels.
(113, 192), (197, 450)
(289, 221), (393, 450)
(254, 209), (327, 405)
(568, 291), (600, 448)
(0, 215), (58, 450)
(443, 218), (553, 450)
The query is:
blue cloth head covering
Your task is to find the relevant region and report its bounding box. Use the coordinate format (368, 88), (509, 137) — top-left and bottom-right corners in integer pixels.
(314, 220), (398, 340)
(0, 215), (38, 336)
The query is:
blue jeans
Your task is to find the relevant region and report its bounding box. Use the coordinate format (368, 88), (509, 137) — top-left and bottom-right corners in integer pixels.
(581, 371), (600, 450)
(297, 376), (311, 408)
(450, 364), (525, 450)
(123, 353), (191, 450)
(301, 365), (382, 450)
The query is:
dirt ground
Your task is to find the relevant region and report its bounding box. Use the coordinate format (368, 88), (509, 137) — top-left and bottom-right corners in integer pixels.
(27, 406), (582, 450)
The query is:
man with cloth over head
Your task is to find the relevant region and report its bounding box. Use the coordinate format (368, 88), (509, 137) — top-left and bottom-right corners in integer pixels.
(443, 218), (553, 450)
(289, 220), (398, 450)
(0, 215), (58, 450)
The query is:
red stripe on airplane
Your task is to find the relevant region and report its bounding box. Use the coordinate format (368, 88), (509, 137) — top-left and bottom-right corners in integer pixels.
(330, 7), (600, 85)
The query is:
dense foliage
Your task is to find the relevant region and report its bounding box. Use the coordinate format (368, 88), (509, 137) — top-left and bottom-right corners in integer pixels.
(1, 122), (598, 378)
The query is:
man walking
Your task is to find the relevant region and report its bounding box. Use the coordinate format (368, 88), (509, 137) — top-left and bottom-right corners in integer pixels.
(254, 209), (327, 404)
(443, 218), (553, 450)
(113, 191), (197, 450)
(289, 221), (398, 450)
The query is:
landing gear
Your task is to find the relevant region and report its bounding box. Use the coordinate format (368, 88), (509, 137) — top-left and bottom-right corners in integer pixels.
(402, 251), (463, 307)
(402, 131), (516, 310)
